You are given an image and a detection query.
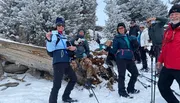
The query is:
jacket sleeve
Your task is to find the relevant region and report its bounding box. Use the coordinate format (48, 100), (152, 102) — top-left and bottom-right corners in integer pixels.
(46, 34), (57, 52)
(109, 38), (119, 55)
(158, 31), (166, 63)
(144, 29), (150, 46)
(84, 40), (90, 55)
(130, 36), (139, 51)
(156, 17), (168, 27)
(158, 50), (164, 63)
(70, 37), (77, 46)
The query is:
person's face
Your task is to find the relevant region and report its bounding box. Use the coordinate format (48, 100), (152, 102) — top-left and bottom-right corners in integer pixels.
(140, 26), (145, 31)
(56, 24), (64, 31)
(118, 26), (125, 34)
(169, 12), (180, 24)
(130, 22), (135, 27)
(146, 21), (152, 27)
(79, 31), (84, 36)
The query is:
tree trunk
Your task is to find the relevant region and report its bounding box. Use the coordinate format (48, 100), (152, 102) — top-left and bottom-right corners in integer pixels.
(3, 64), (29, 74)
(0, 39), (53, 75)
(0, 59), (4, 77)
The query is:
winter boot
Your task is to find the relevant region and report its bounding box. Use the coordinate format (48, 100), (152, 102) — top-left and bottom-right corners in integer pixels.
(62, 97), (78, 103)
(127, 89), (140, 94)
(119, 92), (133, 99)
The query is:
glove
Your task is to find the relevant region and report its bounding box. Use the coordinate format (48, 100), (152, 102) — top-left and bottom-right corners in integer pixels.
(149, 46), (155, 57)
(84, 78), (93, 89)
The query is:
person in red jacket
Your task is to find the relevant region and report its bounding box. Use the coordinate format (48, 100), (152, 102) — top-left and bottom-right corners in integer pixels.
(157, 4), (180, 103)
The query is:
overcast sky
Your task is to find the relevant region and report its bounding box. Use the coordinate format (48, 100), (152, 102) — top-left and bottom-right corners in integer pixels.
(96, 0), (172, 26)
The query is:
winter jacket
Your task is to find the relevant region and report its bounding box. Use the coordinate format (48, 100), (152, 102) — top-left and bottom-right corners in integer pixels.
(129, 25), (140, 37)
(109, 34), (139, 60)
(158, 24), (180, 70)
(138, 28), (151, 47)
(71, 35), (90, 59)
(148, 17), (168, 45)
(46, 30), (71, 64)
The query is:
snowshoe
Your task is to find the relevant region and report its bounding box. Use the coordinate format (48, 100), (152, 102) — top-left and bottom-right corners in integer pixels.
(140, 68), (149, 72)
(119, 93), (133, 99)
(127, 89), (140, 94)
(63, 98), (78, 103)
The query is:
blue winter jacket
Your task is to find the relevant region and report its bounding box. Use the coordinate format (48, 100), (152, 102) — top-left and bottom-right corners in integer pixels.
(46, 30), (71, 64)
(109, 34), (138, 60)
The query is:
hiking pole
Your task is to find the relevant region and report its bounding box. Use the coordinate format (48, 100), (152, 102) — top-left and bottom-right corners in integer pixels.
(153, 68), (157, 103)
(137, 78), (150, 89)
(88, 89), (93, 97)
(150, 56), (155, 103)
(90, 87), (100, 103)
(128, 74), (150, 89)
(171, 89), (180, 97)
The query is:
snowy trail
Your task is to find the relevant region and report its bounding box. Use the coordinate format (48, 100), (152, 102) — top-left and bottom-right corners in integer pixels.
(0, 59), (179, 103)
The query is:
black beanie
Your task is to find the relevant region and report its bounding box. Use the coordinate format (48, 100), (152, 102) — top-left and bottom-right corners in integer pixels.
(169, 4), (180, 16)
(55, 17), (65, 26)
(117, 23), (126, 29)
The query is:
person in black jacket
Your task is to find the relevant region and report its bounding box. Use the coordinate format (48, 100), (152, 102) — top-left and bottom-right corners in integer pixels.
(106, 23), (139, 99)
(70, 29), (90, 59)
(46, 17), (77, 103)
(129, 20), (141, 63)
(129, 20), (140, 37)
(147, 17), (168, 62)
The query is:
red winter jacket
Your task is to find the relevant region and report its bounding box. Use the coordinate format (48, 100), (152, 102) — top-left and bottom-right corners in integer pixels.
(158, 24), (180, 70)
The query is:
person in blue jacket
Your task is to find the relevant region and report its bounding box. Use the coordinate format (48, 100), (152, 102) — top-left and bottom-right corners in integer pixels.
(106, 23), (139, 98)
(46, 17), (77, 103)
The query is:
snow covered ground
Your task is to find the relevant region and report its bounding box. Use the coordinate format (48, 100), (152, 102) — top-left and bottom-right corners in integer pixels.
(0, 57), (179, 103)
(0, 39), (179, 103)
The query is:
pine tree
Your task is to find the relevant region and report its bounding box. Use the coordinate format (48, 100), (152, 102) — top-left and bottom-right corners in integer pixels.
(127, 0), (168, 21)
(80, 0), (97, 32)
(104, 0), (129, 38)
(0, 0), (25, 37)
(170, 0), (180, 4)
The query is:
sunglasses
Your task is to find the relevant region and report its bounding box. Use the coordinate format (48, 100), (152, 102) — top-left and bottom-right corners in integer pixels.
(140, 26), (145, 28)
(56, 23), (65, 27)
(118, 27), (124, 30)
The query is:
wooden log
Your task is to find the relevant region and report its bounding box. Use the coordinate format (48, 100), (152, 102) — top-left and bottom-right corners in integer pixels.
(0, 59), (4, 77)
(0, 38), (53, 75)
(3, 64), (28, 74)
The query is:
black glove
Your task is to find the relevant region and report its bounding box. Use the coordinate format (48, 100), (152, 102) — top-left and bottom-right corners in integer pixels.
(66, 41), (75, 57)
(149, 46), (155, 57)
(84, 78), (93, 89)
(87, 54), (93, 58)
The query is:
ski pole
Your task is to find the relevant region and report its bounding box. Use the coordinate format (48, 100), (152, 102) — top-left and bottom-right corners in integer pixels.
(153, 69), (157, 103)
(128, 74), (150, 89)
(137, 78), (150, 89)
(139, 74), (157, 84)
(90, 87), (100, 103)
(150, 56), (154, 103)
(88, 89), (93, 97)
(171, 89), (180, 97)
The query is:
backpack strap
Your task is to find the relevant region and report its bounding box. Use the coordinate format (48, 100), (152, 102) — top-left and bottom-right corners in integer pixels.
(55, 35), (60, 46)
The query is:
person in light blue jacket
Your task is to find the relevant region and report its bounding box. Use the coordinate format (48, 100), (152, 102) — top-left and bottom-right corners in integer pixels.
(46, 17), (77, 103)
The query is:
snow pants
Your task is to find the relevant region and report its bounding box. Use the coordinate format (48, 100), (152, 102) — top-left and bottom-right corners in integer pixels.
(116, 59), (139, 95)
(158, 66), (180, 103)
(49, 62), (77, 103)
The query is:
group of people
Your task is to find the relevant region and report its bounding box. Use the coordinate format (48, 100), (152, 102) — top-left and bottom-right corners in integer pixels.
(46, 4), (180, 103)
